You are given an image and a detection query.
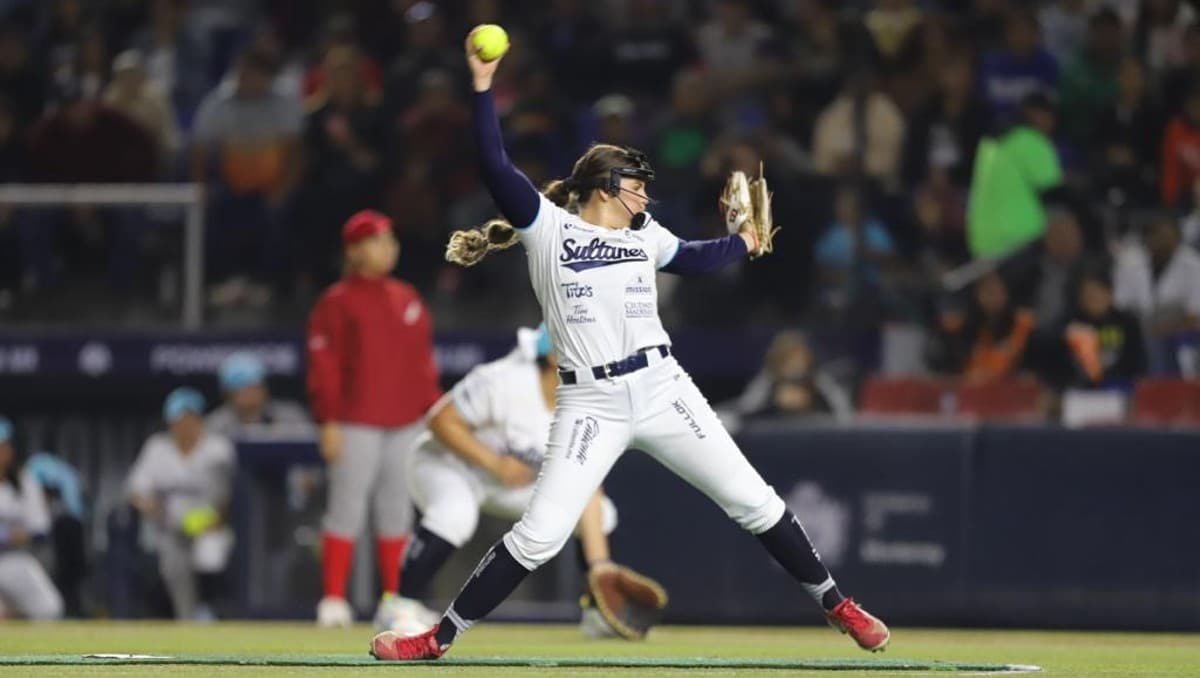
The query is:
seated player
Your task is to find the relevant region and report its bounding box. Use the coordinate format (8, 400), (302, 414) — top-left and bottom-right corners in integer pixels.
(23, 451), (88, 618)
(0, 416), (64, 620)
(127, 388), (236, 620)
(384, 325), (665, 639)
(206, 352), (312, 438)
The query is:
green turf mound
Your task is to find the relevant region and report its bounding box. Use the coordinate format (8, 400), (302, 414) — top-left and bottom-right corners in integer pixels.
(0, 654), (1041, 672)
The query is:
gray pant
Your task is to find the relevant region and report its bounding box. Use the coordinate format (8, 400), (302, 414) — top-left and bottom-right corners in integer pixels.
(157, 532), (198, 620)
(0, 551), (63, 620)
(322, 423), (420, 538)
(156, 529), (233, 620)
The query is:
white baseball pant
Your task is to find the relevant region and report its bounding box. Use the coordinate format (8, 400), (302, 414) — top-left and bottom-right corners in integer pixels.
(502, 356), (786, 570)
(323, 423), (421, 538)
(407, 447), (617, 548)
(0, 551), (63, 620)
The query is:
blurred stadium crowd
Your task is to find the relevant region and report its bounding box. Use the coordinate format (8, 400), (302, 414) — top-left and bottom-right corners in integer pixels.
(0, 0), (1197, 374)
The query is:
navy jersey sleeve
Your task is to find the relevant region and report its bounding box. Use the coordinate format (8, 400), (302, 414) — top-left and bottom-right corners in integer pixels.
(473, 90), (541, 229)
(660, 234), (749, 275)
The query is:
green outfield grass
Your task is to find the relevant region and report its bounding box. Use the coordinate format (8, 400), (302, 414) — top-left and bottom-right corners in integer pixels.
(0, 622), (1196, 677)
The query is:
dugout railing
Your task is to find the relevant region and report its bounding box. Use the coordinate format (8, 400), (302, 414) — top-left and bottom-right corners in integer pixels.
(0, 183), (205, 328)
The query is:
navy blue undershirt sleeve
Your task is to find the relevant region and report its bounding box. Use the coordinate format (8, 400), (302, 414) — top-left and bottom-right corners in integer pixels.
(473, 90), (540, 229)
(660, 234), (749, 275)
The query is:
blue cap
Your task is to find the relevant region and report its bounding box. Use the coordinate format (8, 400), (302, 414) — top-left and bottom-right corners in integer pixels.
(219, 352), (265, 391)
(163, 387), (206, 422)
(535, 323), (552, 359)
(0, 416), (11, 444)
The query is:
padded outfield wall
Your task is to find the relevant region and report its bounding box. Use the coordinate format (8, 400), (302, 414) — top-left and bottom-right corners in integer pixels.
(0, 331), (1197, 628)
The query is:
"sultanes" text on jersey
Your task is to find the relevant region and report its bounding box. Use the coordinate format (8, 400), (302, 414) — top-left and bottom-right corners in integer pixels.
(559, 237), (648, 272)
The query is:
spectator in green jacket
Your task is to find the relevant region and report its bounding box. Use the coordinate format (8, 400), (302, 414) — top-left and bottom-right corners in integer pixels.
(967, 93), (1063, 259)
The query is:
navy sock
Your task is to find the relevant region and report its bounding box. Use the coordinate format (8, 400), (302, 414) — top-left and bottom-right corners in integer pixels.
(756, 510), (845, 611)
(398, 526), (456, 600)
(574, 539), (595, 606)
(574, 539), (589, 575)
(435, 539), (531, 647)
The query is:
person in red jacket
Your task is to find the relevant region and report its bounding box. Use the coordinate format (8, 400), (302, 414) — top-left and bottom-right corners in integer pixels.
(307, 210), (441, 629)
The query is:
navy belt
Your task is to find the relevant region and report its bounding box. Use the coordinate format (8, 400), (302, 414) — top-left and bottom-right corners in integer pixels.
(559, 345), (670, 385)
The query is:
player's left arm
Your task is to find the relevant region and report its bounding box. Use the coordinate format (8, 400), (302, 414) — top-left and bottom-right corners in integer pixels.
(659, 234), (752, 275)
(651, 219), (751, 275)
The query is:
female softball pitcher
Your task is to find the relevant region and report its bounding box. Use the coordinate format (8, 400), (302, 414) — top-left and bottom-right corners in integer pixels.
(307, 210), (442, 628)
(370, 29), (889, 659)
(392, 324), (662, 639)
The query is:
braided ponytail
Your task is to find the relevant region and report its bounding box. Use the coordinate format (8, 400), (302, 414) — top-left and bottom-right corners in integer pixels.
(445, 218), (519, 266)
(444, 179), (583, 267)
(445, 143), (634, 266)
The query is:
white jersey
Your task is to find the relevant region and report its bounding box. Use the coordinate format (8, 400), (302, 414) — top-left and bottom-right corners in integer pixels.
(0, 471), (51, 539)
(126, 432), (235, 530)
(518, 194), (680, 370)
(417, 342), (552, 467)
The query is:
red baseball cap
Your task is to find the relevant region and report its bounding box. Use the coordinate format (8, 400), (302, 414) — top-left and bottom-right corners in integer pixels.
(342, 210), (392, 246)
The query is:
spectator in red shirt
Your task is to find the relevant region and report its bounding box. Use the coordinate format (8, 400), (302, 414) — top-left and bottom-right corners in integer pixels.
(300, 15), (383, 100)
(1160, 85), (1200, 208)
(306, 210), (441, 630)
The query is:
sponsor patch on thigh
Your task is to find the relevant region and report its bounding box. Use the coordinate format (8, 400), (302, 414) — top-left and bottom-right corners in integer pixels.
(566, 416), (599, 465)
(672, 398), (707, 439)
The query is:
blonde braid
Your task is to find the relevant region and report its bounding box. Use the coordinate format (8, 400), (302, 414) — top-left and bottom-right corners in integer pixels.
(445, 219), (517, 266)
(444, 179), (582, 267)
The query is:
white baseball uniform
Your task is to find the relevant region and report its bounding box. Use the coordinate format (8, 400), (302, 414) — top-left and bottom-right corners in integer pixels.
(125, 431), (236, 619)
(500, 196), (786, 570)
(408, 330), (617, 548)
(0, 470), (63, 620)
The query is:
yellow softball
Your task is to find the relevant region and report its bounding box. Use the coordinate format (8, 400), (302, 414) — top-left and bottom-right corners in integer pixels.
(472, 24), (510, 62)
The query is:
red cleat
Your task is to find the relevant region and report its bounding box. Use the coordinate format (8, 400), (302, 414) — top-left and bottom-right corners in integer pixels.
(370, 625), (446, 661)
(826, 598), (890, 652)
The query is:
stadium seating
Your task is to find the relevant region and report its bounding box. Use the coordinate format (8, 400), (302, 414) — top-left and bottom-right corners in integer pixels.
(859, 376), (1048, 422)
(1130, 379), (1200, 425)
(955, 377), (1046, 422)
(858, 376), (948, 416)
